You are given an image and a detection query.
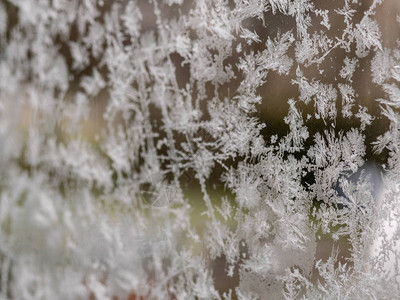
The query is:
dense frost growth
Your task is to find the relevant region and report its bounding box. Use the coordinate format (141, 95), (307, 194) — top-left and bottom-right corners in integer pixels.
(1, 0), (400, 299)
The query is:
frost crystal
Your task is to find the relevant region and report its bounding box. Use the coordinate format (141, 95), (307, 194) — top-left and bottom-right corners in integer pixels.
(1, 0), (400, 299)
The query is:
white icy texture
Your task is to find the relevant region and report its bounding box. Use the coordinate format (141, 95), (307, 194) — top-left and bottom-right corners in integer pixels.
(0, 0), (400, 299)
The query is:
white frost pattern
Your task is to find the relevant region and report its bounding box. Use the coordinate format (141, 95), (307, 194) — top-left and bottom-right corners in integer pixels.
(0, 0), (400, 299)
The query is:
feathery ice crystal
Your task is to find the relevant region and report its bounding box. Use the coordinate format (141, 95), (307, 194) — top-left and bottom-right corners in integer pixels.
(1, 0), (400, 299)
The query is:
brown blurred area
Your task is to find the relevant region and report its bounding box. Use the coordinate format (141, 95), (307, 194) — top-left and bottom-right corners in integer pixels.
(257, 0), (400, 164)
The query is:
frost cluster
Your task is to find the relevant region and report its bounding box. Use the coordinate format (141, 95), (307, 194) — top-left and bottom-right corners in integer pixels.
(1, 0), (400, 299)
